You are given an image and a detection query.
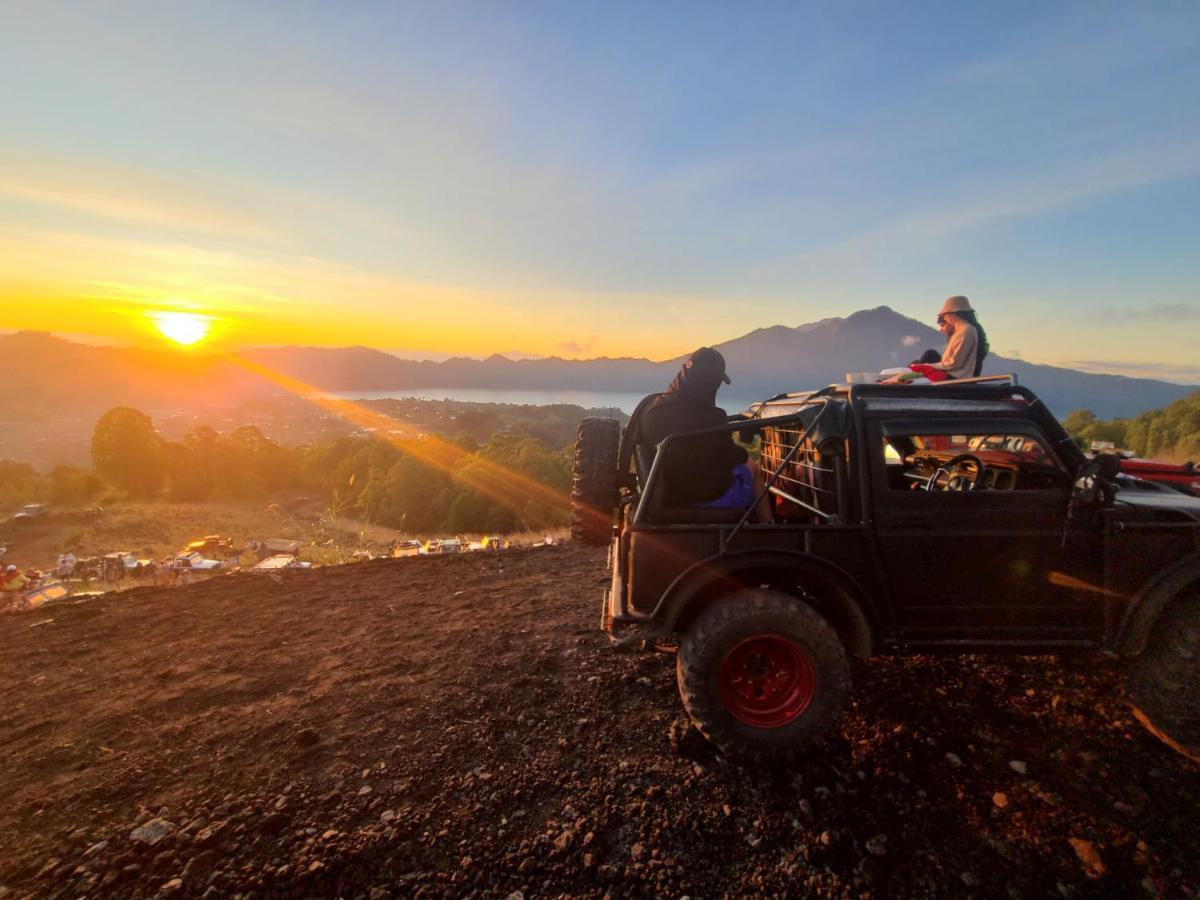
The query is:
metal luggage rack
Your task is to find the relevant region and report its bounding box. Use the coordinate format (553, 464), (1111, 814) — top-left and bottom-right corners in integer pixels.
(759, 419), (840, 523)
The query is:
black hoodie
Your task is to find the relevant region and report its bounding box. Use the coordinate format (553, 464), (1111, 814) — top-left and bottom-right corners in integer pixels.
(640, 348), (747, 504)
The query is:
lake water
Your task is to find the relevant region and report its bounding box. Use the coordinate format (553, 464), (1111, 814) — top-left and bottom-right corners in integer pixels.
(323, 388), (759, 415)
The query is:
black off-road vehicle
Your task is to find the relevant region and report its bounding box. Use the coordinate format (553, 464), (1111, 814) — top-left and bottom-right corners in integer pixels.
(570, 376), (1200, 763)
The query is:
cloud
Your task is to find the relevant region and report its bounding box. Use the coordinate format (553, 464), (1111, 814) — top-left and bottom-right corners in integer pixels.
(901, 335), (919, 347)
(556, 335), (600, 357)
(1066, 360), (1200, 385)
(1102, 304), (1200, 321)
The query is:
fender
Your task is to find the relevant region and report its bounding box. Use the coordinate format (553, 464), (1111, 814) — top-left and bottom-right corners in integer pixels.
(653, 548), (876, 658)
(1114, 552), (1200, 655)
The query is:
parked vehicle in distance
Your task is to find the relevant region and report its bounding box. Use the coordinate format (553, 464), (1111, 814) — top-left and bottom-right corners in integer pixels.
(1119, 458), (1200, 497)
(184, 535), (241, 558)
(252, 554), (313, 571)
(423, 539), (465, 555)
(573, 375), (1200, 764)
(12, 503), (48, 522)
(168, 552), (222, 572)
(391, 540), (423, 558)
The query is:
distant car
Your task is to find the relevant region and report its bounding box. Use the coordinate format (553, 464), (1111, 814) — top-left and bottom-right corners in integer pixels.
(184, 535), (240, 558)
(423, 539), (464, 555)
(391, 540), (423, 558)
(251, 554), (313, 571)
(12, 504), (48, 522)
(1114, 474), (1179, 494)
(168, 552), (222, 572)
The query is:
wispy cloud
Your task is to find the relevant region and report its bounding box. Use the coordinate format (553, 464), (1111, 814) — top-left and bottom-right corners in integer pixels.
(1067, 360), (1200, 385)
(1101, 304), (1200, 321)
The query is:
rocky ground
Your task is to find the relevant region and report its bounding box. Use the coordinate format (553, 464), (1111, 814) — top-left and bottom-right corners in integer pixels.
(0, 543), (1197, 898)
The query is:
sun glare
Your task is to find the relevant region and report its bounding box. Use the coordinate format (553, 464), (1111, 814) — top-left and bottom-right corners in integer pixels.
(151, 311), (212, 346)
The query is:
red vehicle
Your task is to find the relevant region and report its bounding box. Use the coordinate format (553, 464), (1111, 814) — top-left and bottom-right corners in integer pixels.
(1119, 458), (1200, 497)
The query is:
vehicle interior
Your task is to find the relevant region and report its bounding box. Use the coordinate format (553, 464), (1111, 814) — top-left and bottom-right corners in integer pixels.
(881, 432), (1072, 492)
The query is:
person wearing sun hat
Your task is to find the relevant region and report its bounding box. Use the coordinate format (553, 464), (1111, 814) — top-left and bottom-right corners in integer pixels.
(924, 295), (989, 379)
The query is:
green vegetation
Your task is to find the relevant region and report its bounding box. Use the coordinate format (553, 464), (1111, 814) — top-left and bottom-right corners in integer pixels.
(5, 405), (574, 535)
(1063, 389), (1200, 460)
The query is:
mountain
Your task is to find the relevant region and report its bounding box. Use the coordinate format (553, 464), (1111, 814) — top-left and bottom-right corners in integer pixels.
(0, 308), (1190, 431)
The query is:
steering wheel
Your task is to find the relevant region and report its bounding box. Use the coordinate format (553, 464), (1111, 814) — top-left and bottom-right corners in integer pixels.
(926, 453), (987, 492)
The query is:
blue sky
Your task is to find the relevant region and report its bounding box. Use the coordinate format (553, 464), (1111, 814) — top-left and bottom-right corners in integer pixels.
(1, 1), (1198, 379)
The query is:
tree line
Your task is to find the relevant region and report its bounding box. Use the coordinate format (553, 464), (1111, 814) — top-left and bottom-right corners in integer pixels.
(3, 406), (571, 534)
(1063, 389), (1200, 460)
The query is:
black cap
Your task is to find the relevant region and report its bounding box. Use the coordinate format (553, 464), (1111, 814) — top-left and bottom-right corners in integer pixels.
(688, 346), (731, 385)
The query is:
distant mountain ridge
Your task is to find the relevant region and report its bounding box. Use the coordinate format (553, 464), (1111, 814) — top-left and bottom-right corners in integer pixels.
(0, 307), (1191, 423)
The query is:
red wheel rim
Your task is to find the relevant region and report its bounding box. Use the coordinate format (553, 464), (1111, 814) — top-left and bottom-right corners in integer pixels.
(718, 635), (815, 728)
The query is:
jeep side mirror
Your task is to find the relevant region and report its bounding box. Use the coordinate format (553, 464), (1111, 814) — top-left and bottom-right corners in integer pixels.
(1073, 459), (1116, 508)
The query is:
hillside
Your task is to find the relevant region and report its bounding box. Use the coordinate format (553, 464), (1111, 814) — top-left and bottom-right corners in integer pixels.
(2, 310), (1193, 434)
(1, 546), (1197, 897)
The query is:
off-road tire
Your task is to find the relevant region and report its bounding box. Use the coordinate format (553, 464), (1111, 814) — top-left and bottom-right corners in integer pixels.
(676, 589), (851, 764)
(570, 417), (620, 545)
(1128, 591), (1200, 762)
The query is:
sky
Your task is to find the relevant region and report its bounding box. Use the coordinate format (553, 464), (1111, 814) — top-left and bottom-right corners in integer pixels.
(1, 1), (1199, 379)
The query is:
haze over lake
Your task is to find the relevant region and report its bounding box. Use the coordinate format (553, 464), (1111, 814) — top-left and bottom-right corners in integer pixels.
(323, 388), (760, 415)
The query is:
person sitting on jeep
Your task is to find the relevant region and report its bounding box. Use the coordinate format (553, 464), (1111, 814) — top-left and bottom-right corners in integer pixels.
(641, 347), (773, 522)
(923, 295), (989, 379)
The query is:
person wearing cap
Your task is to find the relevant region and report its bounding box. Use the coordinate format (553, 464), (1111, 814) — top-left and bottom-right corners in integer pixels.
(924, 295), (990, 379)
(641, 347), (773, 521)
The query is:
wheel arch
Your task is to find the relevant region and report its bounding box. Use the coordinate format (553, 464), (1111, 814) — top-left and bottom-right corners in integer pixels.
(1115, 552), (1200, 655)
(657, 549), (876, 658)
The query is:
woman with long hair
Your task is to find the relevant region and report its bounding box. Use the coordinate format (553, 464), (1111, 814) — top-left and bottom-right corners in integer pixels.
(928, 295), (988, 379)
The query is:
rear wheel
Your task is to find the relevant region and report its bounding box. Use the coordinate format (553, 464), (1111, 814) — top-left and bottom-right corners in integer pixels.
(1128, 591), (1200, 762)
(677, 589), (850, 764)
(570, 417), (620, 545)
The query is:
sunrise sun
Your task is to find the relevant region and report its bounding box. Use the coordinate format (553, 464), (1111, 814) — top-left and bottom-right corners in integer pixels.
(150, 311), (213, 346)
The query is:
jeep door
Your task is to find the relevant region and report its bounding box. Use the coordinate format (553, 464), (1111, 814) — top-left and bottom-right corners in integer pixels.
(868, 418), (1105, 643)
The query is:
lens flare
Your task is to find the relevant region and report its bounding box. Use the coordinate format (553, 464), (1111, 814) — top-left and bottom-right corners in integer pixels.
(151, 311), (212, 346)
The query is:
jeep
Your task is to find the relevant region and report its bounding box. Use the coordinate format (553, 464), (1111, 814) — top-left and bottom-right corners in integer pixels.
(570, 376), (1200, 763)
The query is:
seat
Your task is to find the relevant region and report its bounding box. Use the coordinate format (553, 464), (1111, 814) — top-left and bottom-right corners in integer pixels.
(634, 444), (746, 525)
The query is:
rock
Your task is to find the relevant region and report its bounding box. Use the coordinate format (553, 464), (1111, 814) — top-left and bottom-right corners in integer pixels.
(865, 835), (888, 857)
(597, 864), (619, 883)
(631, 842), (646, 861)
(1009, 760), (1027, 775)
(993, 792), (1009, 809)
(194, 821), (227, 848)
(84, 841), (109, 857)
(1069, 838), (1106, 879)
(260, 812), (290, 835)
(295, 728), (320, 748)
(380, 810), (397, 824)
(130, 818), (176, 846)
(517, 856), (535, 873)
(945, 752), (963, 767)
(182, 851), (218, 880)
(504, 892), (524, 900)
(308, 860), (325, 873)
(961, 871), (980, 887)
(582, 853), (595, 869)
(158, 878), (183, 894)
(358, 785), (373, 797)
(553, 830), (573, 852)
(37, 858), (61, 878)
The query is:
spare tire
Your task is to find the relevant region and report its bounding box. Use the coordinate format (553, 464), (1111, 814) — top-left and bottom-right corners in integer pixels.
(571, 417), (621, 545)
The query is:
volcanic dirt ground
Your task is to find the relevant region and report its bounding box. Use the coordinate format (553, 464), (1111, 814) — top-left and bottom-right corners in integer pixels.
(1, 544), (1197, 899)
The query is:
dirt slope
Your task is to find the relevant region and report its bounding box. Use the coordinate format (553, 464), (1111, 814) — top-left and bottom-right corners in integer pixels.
(1, 544), (1197, 898)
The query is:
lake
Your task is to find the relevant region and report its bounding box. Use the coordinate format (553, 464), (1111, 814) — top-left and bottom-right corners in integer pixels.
(322, 387), (759, 415)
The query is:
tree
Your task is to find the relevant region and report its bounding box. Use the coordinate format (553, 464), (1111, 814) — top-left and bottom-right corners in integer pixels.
(91, 407), (166, 498)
